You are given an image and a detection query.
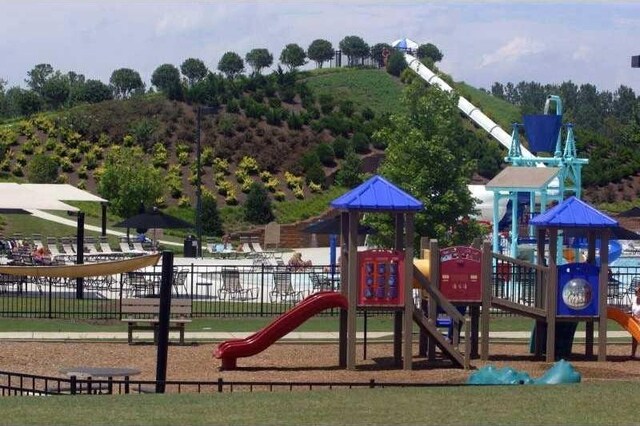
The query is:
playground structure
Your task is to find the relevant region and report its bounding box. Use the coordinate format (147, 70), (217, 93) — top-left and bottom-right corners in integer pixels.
(215, 41), (640, 371)
(215, 175), (472, 371)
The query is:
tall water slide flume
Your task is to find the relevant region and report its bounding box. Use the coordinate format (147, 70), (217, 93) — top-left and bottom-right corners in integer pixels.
(403, 52), (537, 160)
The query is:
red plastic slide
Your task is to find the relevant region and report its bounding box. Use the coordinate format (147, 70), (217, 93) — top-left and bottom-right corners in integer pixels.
(214, 291), (348, 369)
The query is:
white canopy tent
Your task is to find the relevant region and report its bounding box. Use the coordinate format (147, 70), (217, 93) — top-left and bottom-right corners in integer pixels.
(0, 183), (79, 213)
(21, 184), (106, 203)
(391, 37), (419, 50)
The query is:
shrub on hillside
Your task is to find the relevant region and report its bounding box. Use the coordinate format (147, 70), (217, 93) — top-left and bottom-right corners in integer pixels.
(332, 136), (349, 159)
(27, 153), (59, 183)
(315, 143), (335, 166)
(386, 50), (407, 76)
(352, 132), (370, 154)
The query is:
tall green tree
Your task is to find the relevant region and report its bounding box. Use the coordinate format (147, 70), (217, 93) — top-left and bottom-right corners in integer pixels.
(8, 88), (42, 116)
(245, 48), (273, 75)
(109, 68), (144, 99)
(244, 182), (275, 224)
(151, 63), (183, 100)
(75, 79), (113, 104)
(307, 39), (334, 68)
(41, 72), (70, 108)
(338, 35), (369, 66)
(217, 52), (244, 79)
(335, 148), (363, 188)
(180, 58), (208, 86)
(201, 189), (223, 236)
(97, 146), (163, 218)
(25, 63), (54, 96)
(371, 83), (478, 246)
(279, 44), (306, 71)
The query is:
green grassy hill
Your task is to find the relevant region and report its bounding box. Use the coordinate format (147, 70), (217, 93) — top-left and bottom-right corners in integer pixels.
(0, 63), (621, 240)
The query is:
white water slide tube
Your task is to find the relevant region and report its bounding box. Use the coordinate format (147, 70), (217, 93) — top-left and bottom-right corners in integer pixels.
(404, 53), (536, 159)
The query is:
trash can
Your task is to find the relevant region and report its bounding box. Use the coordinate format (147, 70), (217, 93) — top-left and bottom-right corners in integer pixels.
(183, 235), (197, 257)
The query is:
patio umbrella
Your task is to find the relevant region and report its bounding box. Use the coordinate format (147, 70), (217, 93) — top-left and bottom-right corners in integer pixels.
(114, 207), (194, 245)
(618, 207), (640, 218)
(302, 216), (375, 236)
(303, 216), (376, 274)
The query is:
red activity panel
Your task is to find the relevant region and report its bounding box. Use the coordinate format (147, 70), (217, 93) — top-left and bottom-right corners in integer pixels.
(357, 250), (405, 307)
(439, 246), (482, 303)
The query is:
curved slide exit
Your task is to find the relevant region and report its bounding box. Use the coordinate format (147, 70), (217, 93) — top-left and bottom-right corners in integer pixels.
(214, 291), (348, 370)
(607, 307), (640, 342)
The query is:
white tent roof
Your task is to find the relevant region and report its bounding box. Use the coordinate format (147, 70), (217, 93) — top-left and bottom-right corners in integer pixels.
(21, 184), (107, 203)
(0, 183), (79, 212)
(391, 37), (419, 50)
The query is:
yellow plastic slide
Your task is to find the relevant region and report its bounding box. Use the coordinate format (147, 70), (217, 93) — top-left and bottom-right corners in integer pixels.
(607, 307), (640, 342)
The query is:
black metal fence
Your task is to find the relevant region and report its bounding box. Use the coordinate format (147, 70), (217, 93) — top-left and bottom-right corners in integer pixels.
(0, 370), (466, 396)
(0, 263), (342, 319)
(1, 261), (638, 319)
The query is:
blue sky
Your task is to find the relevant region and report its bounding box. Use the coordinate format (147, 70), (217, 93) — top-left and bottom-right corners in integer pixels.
(1, 1), (639, 94)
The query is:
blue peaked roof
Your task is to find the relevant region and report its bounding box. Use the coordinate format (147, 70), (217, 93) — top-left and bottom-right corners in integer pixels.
(330, 175), (424, 211)
(529, 196), (618, 228)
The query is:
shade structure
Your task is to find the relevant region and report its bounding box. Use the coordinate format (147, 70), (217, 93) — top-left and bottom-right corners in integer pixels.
(0, 183), (79, 213)
(564, 226), (640, 241)
(618, 206), (640, 218)
(302, 216), (375, 235)
(114, 208), (194, 230)
(391, 37), (419, 50)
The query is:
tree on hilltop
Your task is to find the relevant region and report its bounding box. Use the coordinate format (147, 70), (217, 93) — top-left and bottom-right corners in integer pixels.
(180, 58), (208, 86)
(279, 44), (306, 71)
(338, 36), (369, 67)
(245, 48), (273, 75)
(307, 39), (334, 69)
(217, 52), (245, 79)
(109, 68), (144, 99)
(151, 64), (183, 100)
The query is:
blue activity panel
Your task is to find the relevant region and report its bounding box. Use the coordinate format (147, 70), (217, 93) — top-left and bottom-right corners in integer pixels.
(557, 262), (599, 316)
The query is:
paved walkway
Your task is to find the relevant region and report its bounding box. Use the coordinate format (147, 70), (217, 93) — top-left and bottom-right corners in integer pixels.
(0, 330), (631, 342)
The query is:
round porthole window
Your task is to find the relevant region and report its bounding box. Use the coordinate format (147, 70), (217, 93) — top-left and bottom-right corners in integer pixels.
(561, 278), (592, 310)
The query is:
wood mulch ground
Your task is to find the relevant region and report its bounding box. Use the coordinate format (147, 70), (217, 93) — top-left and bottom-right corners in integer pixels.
(1, 340), (640, 386)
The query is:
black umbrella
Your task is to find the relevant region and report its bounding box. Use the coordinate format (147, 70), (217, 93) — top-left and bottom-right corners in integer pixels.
(115, 207), (194, 246)
(563, 226), (640, 240)
(302, 216), (376, 235)
(618, 206), (640, 218)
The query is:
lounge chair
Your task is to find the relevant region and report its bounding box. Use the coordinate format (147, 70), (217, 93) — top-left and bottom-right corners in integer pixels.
(172, 269), (189, 297)
(218, 268), (255, 300)
(309, 272), (334, 291)
(270, 270), (303, 302)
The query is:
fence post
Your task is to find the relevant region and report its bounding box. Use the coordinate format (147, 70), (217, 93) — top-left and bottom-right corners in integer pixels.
(217, 377), (223, 392)
(155, 251), (174, 394)
(48, 278), (52, 319)
(70, 375), (77, 395)
(260, 264), (265, 317)
(369, 379), (375, 388)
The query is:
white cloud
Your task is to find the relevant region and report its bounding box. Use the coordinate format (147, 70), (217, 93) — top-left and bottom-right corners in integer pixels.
(572, 45), (591, 61)
(479, 37), (545, 68)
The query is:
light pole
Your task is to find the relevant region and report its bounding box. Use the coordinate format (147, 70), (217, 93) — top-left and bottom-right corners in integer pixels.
(195, 106), (216, 257)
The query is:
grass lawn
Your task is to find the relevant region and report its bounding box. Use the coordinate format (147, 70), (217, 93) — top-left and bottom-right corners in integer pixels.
(0, 382), (636, 425)
(0, 314), (626, 335)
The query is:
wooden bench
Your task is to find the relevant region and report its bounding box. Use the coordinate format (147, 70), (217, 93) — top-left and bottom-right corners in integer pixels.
(121, 298), (192, 345)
